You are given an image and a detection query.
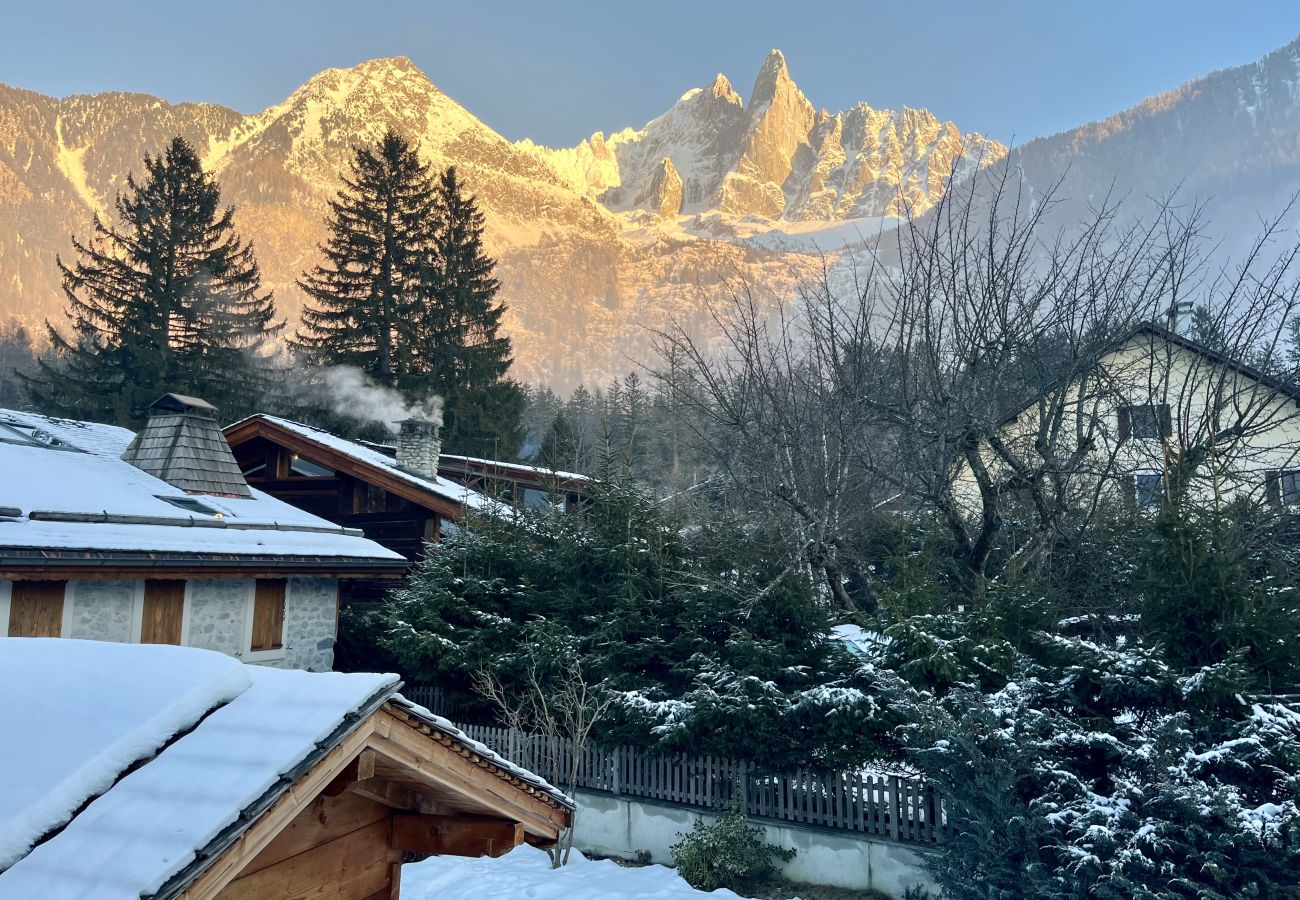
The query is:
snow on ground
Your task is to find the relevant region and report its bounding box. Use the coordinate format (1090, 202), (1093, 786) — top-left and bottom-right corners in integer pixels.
(0, 638), (249, 870)
(402, 845), (758, 900)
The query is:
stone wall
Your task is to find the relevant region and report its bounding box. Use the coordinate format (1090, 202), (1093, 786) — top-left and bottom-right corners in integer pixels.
(2, 576), (340, 672)
(282, 577), (338, 671)
(571, 790), (940, 897)
(187, 579), (250, 655)
(65, 580), (135, 642)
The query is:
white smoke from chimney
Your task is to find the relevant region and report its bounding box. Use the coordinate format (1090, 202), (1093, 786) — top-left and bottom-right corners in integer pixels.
(310, 366), (443, 434)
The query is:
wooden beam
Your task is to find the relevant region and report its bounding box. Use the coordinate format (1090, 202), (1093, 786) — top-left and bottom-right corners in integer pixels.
(349, 776), (442, 814)
(323, 749), (377, 796)
(391, 813), (525, 858)
(367, 716), (567, 841)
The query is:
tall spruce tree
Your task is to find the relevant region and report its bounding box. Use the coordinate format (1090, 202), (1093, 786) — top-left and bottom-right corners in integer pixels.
(294, 130), (436, 386)
(418, 166), (524, 457)
(27, 137), (279, 425)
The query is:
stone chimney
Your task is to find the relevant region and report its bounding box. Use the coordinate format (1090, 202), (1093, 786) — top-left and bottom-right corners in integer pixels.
(121, 393), (252, 497)
(396, 418), (441, 481)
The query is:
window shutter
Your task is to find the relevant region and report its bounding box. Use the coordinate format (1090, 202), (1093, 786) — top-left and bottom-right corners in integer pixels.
(141, 580), (185, 645)
(8, 581), (66, 637)
(1160, 404), (1173, 439)
(1266, 470), (1282, 506)
(251, 579), (286, 652)
(1120, 475), (1136, 508)
(1117, 407), (1131, 442)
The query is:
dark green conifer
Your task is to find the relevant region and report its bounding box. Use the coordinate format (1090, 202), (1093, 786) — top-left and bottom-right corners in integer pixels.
(28, 137), (279, 425)
(294, 129), (436, 384)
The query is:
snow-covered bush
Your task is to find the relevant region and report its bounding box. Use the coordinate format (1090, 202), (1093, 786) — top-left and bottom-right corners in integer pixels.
(669, 802), (795, 894)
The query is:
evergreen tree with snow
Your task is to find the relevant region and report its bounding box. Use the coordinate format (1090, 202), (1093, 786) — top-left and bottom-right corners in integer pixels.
(294, 129), (436, 387)
(417, 165), (523, 457)
(27, 137), (279, 426)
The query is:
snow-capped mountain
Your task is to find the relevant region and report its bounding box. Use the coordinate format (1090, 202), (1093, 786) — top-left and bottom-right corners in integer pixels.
(3, 42), (1300, 390)
(534, 50), (1001, 222)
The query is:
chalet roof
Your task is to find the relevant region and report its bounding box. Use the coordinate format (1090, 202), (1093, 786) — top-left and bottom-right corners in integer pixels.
(0, 639), (570, 900)
(994, 321), (1300, 430)
(0, 409), (404, 568)
(224, 415), (507, 517)
(121, 394), (252, 497)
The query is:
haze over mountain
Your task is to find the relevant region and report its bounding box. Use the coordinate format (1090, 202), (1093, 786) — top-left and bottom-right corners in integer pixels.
(2, 41), (1299, 389)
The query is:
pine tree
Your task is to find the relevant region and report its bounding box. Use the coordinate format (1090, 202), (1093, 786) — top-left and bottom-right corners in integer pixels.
(418, 166), (524, 457)
(294, 129), (436, 385)
(27, 137), (279, 425)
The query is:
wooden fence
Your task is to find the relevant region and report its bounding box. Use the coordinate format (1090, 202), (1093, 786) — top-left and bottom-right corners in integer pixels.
(439, 718), (949, 845)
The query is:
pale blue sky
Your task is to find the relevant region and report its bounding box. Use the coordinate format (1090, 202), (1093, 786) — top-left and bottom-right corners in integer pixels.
(4, 1), (1300, 147)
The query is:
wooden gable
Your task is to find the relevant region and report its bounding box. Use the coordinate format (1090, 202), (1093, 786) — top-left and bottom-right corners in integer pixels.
(176, 702), (570, 900)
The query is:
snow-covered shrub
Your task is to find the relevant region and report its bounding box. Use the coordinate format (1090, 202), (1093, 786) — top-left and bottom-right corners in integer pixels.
(669, 802), (795, 894)
(903, 652), (1300, 898)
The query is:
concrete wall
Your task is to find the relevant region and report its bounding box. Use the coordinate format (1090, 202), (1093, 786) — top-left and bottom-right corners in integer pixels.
(570, 790), (940, 898)
(3, 576), (339, 671)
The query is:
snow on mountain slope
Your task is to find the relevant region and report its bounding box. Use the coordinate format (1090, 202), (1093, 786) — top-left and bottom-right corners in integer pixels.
(526, 50), (1004, 224)
(7, 39), (1300, 391)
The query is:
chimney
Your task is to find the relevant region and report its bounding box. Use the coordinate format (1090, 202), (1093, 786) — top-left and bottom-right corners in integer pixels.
(396, 418), (441, 481)
(121, 393), (252, 497)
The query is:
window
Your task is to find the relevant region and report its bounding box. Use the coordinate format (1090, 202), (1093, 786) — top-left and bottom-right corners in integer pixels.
(1266, 470), (1300, 506)
(249, 579), (286, 653)
(1118, 403), (1171, 441)
(158, 496), (223, 517)
(1134, 473), (1165, 509)
(140, 580), (186, 644)
(6, 581), (66, 637)
(289, 455), (334, 478)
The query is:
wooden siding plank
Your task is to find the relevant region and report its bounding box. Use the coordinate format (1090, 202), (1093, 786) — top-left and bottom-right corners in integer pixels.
(214, 818), (392, 900)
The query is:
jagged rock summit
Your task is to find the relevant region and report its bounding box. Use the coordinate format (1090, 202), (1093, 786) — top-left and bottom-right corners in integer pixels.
(535, 49), (1004, 223)
(6, 41), (1300, 390)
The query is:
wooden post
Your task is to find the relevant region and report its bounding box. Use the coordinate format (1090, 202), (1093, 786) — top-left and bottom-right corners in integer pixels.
(889, 776), (901, 841)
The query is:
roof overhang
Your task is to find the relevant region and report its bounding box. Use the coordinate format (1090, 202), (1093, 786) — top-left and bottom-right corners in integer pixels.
(223, 417), (469, 521)
(0, 548), (409, 580)
(163, 696), (573, 900)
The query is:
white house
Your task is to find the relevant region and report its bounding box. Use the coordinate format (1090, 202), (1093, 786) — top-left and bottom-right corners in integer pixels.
(0, 394), (407, 669)
(952, 323), (1300, 514)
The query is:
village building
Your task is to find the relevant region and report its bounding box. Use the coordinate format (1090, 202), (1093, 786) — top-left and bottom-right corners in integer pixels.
(0, 395), (407, 668)
(222, 415), (591, 602)
(953, 323), (1300, 515)
(0, 638), (573, 899)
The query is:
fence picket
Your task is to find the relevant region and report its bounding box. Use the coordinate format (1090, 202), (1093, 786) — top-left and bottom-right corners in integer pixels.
(437, 719), (945, 845)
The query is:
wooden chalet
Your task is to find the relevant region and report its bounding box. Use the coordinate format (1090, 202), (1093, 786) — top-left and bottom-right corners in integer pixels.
(0, 398), (405, 668)
(223, 416), (591, 603)
(0, 639), (573, 900)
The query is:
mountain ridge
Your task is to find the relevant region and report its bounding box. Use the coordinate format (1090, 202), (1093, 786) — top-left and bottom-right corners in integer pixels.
(4, 41), (1300, 389)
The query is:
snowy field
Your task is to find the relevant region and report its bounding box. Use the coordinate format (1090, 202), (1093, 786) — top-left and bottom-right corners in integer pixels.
(402, 845), (755, 900)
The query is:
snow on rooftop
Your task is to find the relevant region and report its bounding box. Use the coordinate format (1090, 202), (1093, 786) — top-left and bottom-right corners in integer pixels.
(0, 409), (402, 561)
(251, 415), (509, 514)
(0, 640), (250, 872)
(402, 845), (752, 900)
(389, 695), (571, 806)
(0, 639), (398, 899)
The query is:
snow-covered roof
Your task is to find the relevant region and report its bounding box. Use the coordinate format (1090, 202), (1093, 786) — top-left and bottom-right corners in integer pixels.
(830, 623), (889, 660)
(231, 414), (507, 515)
(0, 409), (404, 564)
(0, 639), (571, 899)
(437, 452), (590, 485)
(0, 639), (397, 899)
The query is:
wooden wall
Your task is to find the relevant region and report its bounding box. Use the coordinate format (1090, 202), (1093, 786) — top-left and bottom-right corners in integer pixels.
(215, 792), (399, 900)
